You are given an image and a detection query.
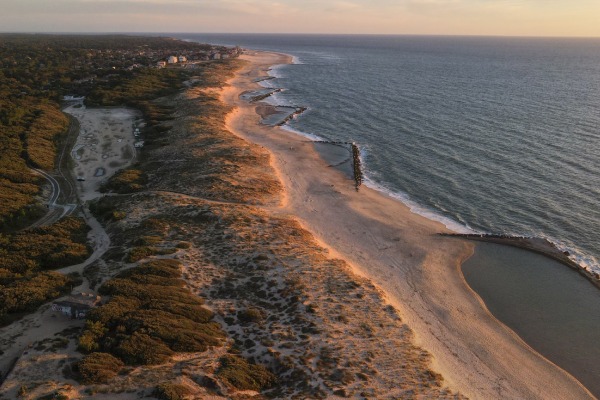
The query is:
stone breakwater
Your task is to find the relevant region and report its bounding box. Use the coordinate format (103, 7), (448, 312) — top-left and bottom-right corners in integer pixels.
(313, 141), (363, 190)
(351, 142), (363, 190)
(250, 88), (282, 102)
(275, 106), (307, 126)
(441, 233), (600, 289)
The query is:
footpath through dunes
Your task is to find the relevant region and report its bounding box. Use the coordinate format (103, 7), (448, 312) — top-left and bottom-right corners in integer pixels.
(222, 50), (595, 399)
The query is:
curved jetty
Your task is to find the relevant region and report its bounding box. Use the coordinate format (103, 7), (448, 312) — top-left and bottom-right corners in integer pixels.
(239, 88), (282, 102)
(441, 233), (600, 288)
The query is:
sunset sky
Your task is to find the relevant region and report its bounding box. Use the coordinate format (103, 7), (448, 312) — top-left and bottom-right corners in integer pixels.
(2, 0), (599, 37)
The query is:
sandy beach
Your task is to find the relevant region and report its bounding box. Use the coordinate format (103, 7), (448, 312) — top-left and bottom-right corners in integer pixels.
(223, 50), (594, 399)
(1, 48), (594, 399)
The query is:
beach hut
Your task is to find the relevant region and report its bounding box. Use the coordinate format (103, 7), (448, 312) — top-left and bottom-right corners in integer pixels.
(52, 293), (101, 319)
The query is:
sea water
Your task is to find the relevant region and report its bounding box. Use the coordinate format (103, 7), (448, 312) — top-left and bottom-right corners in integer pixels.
(173, 33), (600, 394)
(176, 33), (600, 275)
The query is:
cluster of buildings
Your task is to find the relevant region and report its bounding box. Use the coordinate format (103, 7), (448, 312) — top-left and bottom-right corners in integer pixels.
(156, 47), (242, 68)
(133, 125), (144, 148)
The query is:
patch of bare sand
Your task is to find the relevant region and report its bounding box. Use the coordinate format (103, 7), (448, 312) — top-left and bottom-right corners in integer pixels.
(222, 50), (594, 399)
(63, 105), (141, 202)
(70, 189), (459, 398)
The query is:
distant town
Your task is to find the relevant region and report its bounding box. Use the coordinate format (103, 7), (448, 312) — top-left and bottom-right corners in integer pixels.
(156, 46), (242, 68)
(61, 43), (243, 94)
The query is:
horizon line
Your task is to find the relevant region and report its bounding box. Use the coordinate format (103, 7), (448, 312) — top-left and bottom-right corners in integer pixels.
(1, 31), (600, 40)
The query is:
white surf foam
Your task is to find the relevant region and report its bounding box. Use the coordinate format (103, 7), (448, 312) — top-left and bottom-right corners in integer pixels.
(268, 64), (286, 79)
(362, 175), (476, 234)
(280, 123), (324, 142)
(538, 234), (600, 275)
(280, 122), (477, 234)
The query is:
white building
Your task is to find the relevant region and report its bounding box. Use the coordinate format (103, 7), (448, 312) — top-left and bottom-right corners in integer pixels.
(167, 56), (178, 64)
(62, 95), (85, 101)
(156, 61), (167, 68)
(52, 293), (101, 319)
(178, 55), (187, 63)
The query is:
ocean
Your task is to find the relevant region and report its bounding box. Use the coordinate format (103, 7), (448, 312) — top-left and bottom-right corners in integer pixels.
(175, 33), (600, 274)
(169, 33), (600, 394)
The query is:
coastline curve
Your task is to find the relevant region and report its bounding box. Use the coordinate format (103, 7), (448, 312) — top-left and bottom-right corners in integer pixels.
(220, 48), (595, 399)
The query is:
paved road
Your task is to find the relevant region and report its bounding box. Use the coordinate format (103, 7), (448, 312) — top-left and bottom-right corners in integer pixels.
(28, 168), (76, 228)
(34, 168), (60, 205)
(27, 116), (80, 228)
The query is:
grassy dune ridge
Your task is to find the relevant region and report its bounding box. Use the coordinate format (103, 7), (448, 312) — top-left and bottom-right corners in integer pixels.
(78, 57), (461, 398)
(0, 217), (90, 326)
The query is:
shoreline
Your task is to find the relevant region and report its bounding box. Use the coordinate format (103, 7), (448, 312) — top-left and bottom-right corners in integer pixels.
(223, 49), (594, 398)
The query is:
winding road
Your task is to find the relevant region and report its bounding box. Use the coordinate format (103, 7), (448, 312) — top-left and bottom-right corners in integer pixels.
(27, 115), (81, 228)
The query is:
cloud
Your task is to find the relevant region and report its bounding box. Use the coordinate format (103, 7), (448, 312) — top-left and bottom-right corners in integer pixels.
(0, 0), (599, 36)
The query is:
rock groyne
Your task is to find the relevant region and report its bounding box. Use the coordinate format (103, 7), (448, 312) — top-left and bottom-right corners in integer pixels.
(313, 141), (363, 190)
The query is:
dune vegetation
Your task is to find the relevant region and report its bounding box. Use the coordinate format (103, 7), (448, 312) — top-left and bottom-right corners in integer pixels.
(0, 217), (90, 326)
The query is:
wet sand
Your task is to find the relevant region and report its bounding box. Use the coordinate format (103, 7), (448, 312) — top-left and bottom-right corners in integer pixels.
(222, 50), (594, 399)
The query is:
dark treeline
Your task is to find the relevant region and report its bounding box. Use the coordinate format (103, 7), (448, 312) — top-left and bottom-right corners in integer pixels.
(0, 34), (222, 229)
(0, 217), (90, 326)
(0, 34), (228, 324)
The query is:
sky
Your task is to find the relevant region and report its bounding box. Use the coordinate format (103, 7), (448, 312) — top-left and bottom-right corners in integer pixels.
(2, 0), (600, 37)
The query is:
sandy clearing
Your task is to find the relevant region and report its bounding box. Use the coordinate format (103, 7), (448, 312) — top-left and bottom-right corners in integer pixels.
(63, 105), (141, 202)
(222, 50), (594, 399)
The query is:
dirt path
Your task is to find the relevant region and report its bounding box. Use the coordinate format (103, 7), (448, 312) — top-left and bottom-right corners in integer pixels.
(0, 106), (140, 386)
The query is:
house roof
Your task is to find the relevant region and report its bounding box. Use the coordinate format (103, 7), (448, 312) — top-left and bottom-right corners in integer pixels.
(53, 301), (92, 310)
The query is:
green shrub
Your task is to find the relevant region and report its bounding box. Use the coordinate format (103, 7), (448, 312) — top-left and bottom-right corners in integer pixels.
(116, 332), (174, 365)
(77, 321), (107, 353)
(100, 169), (146, 194)
(0, 271), (77, 323)
(126, 246), (176, 263)
(80, 259), (224, 367)
(153, 383), (191, 400)
(86, 295), (142, 325)
(110, 211), (127, 221)
(77, 352), (124, 384)
(135, 235), (162, 246)
(216, 355), (276, 391)
(237, 308), (263, 324)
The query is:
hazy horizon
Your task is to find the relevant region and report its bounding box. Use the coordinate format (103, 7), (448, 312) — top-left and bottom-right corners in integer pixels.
(2, 0), (600, 38)
(3, 32), (600, 40)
